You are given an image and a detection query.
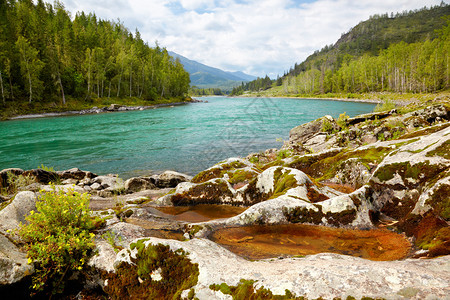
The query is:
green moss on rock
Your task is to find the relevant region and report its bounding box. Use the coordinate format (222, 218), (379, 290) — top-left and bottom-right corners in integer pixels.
(210, 279), (305, 300)
(228, 169), (258, 185)
(104, 242), (199, 300)
(374, 161), (446, 186)
(426, 140), (450, 160)
(171, 179), (233, 206)
(192, 161), (247, 183)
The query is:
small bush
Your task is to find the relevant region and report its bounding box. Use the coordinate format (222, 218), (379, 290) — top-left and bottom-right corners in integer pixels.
(321, 118), (334, 133)
(374, 98), (396, 112)
(336, 112), (349, 130)
(7, 172), (36, 194)
(18, 185), (96, 296)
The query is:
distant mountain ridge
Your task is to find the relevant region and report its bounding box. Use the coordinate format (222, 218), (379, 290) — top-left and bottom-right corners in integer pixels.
(168, 51), (256, 90)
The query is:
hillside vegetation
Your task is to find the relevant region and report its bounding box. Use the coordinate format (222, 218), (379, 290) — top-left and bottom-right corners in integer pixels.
(232, 4), (450, 97)
(0, 0), (190, 113)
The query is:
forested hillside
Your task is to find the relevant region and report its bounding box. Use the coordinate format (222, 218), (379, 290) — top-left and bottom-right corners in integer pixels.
(0, 0), (190, 107)
(232, 4), (450, 96)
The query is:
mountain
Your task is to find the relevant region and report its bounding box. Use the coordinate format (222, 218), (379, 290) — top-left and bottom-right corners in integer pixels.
(232, 3), (450, 96)
(168, 52), (256, 90)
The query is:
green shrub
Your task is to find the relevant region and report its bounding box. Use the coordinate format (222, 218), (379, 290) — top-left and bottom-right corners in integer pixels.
(336, 112), (349, 130)
(18, 185), (96, 296)
(321, 118), (334, 133)
(6, 172), (36, 194)
(374, 98), (396, 112)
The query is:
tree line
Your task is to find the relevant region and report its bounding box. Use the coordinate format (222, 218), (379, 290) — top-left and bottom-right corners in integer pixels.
(0, 0), (190, 106)
(282, 20), (449, 95)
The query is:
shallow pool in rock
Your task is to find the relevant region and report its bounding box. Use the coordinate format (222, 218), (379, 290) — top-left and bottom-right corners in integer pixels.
(211, 224), (411, 261)
(154, 204), (248, 223)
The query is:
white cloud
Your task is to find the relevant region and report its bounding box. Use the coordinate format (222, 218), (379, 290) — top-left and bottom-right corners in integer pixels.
(62, 0), (449, 78)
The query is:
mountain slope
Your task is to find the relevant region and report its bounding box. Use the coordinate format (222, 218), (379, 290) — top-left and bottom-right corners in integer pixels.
(168, 51), (256, 90)
(232, 3), (450, 96)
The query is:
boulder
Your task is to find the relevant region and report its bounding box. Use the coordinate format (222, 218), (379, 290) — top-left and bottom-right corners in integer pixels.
(57, 168), (96, 180)
(91, 175), (125, 193)
(0, 191), (37, 232)
(0, 233), (34, 286)
(369, 125), (450, 225)
(289, 115), (338, 145)
(22, 169), (58, 184)
(124, 177), (155, 193)
(152, 171), (192, 188)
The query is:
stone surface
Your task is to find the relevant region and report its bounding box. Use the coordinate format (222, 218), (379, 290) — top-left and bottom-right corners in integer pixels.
(0, 233), (34, 286)
(117, 237), (450, 300)
(0, 191), (37, 232)
(124, 177), (155, 193)
(152, 170), (192, 188)
(289, 115), (338, 146)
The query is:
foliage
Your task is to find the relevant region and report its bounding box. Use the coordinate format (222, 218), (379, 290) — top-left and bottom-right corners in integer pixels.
(37, 164), (55, 172)
(276, 149), (292, 160)
(321, 118), (334, 133)
(102, 231), (124, 253)
(336, 112), (349, 129)
(190, 87), (224, 96)
(0, 0), (190, 109)
(17, 185), (95, 296)
(6, 172), (36, 194)
(374, 98), (396, 112)
(104, 241), (199, 300)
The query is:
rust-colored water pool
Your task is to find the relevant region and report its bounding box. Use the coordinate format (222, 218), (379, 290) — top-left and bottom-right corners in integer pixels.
(154, 204), (247, 223)
(211, 224), (411, 261)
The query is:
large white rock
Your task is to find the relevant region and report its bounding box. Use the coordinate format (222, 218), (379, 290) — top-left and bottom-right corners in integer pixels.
(116, 237), (450, 300)
(0, 191), (37, 232)
(0, 233), (34, 285)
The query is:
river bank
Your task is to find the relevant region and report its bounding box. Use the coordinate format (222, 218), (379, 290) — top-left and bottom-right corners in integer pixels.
(238, 91), (450, 107)
(7, 101), (196, 121)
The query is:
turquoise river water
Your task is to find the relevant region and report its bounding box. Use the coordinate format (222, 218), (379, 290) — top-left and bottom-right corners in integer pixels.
(0, 97), (376, 178)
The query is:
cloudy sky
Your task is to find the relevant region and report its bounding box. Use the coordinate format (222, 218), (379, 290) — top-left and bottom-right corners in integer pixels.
(62, 0), (448, 78)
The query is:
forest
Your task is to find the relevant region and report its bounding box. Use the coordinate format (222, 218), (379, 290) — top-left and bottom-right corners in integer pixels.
(231, 4), (450, 96)
(0, 0), (190, 107)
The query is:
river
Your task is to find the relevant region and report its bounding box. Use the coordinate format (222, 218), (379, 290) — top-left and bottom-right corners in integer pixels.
(0, 97), (376, 178)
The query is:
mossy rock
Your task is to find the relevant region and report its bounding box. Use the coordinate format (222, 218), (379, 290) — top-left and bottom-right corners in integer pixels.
(373, 161), (447, 188)
(192, 160), (248, 183)
(283, 204), (357, 227)
(289, 147), (390, 182)
(210, 279), (304, 300)
(227, 169), (259, 185)
(171, 179), (234, 206)
(104, 242), (199, 299)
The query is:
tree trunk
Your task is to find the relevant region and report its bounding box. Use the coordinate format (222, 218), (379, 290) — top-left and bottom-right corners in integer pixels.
(58, 72), (66, 105)
(28, 71), (32, 103)
(0, 70), (5, 105)
(129, 61), (132, 97)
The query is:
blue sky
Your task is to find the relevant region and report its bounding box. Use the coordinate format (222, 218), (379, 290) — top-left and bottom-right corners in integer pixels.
(63, 0), (449, 78)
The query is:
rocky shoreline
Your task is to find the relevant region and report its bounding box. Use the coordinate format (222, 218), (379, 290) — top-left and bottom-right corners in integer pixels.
(6, 99), (205, 121)
(0, 97), (449, 299)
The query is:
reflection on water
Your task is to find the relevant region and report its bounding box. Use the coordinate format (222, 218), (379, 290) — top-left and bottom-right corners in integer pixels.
(155, 204), (247, 223)
(211, 224), (411, 261)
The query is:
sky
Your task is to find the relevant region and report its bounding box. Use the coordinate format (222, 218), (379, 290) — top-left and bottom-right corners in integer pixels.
(62, 0), (449, 78)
